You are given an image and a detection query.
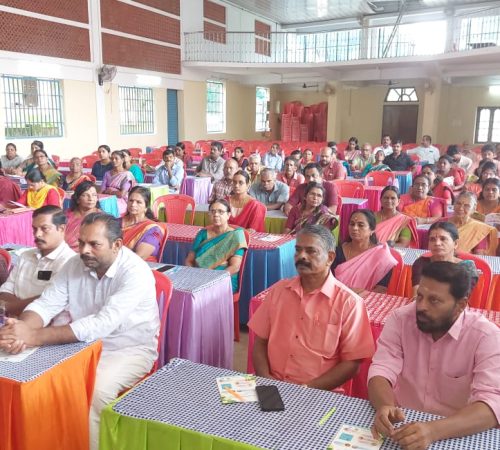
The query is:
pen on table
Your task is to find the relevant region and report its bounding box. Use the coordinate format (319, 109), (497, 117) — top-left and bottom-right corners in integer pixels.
(224, 387), (245, 402)
(318, 406), (337, 426)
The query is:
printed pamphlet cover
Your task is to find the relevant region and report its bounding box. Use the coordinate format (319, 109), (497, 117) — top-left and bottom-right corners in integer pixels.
(328, 424), (383, 449)
(216, 375), (258, 404)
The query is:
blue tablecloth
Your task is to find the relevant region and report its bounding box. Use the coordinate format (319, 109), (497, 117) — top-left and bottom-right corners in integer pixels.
(394, 171), (413, 194)
(62, 195), (119, 218)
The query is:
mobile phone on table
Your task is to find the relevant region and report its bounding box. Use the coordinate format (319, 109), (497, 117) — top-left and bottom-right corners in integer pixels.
(255, 385), (284, 412)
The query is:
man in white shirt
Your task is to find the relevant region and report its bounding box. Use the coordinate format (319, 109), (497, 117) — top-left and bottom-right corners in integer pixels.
(374, 135), (393, 157)
(0, 212), (159, 450)
(262, 143), (284, 172)
(407, 135), (441, 164)
(0, 205), (75, 316)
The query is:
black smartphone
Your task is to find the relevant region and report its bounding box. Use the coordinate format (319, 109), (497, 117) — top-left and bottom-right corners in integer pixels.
(37, 270), (52, 281)
(255, 385), (284, 412)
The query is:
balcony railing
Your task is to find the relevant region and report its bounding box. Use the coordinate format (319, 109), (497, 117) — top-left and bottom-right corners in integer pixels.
(184, 11), (500, 64)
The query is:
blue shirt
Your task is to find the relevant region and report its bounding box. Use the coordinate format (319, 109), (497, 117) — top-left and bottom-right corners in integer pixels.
(262, 152), (283, 171)
(152, 163), (184, 188)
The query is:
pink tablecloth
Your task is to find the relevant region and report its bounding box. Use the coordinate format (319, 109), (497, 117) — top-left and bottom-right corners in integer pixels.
(0, 211), (34, 246)
(180, 176), (212, 204)
(363, 186), (383, 212)
(340, 198), (368, 242)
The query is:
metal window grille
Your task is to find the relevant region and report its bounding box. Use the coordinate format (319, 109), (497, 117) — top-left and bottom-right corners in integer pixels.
(385, 88), (418, 102)
(206, 81), (225, 133)
(475, 107), (500, 143)
(3, 75), (64, 138)
(255, 86), (270, 132)
(119, 86), (154, 135)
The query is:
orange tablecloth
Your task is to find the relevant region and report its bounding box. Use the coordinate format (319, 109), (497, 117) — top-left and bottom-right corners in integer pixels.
(0, 341), (102, 450)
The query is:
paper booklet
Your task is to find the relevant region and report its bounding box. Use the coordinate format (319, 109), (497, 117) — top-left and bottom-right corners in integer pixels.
(216, 375), (258, 404)
(328, 424), (383, 450)
(0, 347), (39, 363)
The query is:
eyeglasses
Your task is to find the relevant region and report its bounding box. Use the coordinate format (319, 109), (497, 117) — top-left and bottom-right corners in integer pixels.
(209, 209), (228, 215)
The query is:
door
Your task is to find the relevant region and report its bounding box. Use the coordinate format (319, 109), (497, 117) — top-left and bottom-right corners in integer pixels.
(167, 89), (178, 145)
(382, 105), (418, 143)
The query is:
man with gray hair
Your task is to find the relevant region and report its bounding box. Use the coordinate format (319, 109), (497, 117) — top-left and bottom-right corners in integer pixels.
(249, 224), (374, 391)
(249, 168), (289, 210)
(247, 153), (263, 185)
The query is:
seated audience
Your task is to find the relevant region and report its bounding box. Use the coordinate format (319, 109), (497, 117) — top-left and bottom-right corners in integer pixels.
(21, 140), (47, 174)
(411, 221), (477, 295)
(407, 134), (440, 163)
(121, 186), (165, 261)
(1, 143), (24, 174)
(477, 178), (500, 216)
(344, 137), (361, 163)
(284, 182), (338, 234)
(421, 163), (454, 205)
(100, 150), (136, 199)
(368, 262), (500, 448)
(249, 224), (375, 390)
(227, 170), (266, 232)
(285, 163), (339, 215)
(319, 145), (347, 181)
(300, 148), (314, 173)
(289, 149), (302, 167)
(233, 146), (248, 170)
(351, 143), (375, 172)
(246, 153), (263, 184)
(361, 149), (391, 176)
(384, 139), (415, 172)
(33, 149), (61, 187)
(122, 149), (144, 183)
(262, 143), (283, 171)
(185, 199), (248, 292)
(277, 156), (305, 196)
(0, 175), (22, 203)
(465, 160), (498, 196)
(375, 186), (418, 248)
(328, 141), (344, 160)
(196, 141), (225, 182)
(65, 182), (101, 251)
(210, 158), (238, 201)
(476, 143), (500, 177)
(0, 212), (159, 450)
(249, 168), (289, 211)
(332, 209), (397, 293)
(448, 191), (497, 256)
(175, 142), (192, 168)
(374, 134), (393, 157)
(447, 144), (473, 174)
(0, 205), (75, 316)
(436, 154), (465, 191)
(91, 145), (113, 181)
(399, 175), (443, 225)
(18, 169), (61, 208)
(152, 148), (184, 190)
(62, 157), (94, 191)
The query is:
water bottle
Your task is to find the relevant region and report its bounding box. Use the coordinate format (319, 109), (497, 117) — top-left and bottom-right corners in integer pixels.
(0, 301), (6, 327)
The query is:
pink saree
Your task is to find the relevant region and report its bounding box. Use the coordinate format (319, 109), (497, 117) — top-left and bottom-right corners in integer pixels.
(376, 214), (419, 248)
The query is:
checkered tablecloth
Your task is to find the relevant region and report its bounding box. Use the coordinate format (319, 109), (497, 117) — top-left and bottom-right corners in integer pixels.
(0, 342), (94, 383)
(165, 265), (230, 294)
(363, 292), (413, 327)
(112, 358), (500, 450)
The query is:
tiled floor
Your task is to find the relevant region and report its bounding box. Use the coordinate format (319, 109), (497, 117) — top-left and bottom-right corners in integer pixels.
(233, 328), (249, 373)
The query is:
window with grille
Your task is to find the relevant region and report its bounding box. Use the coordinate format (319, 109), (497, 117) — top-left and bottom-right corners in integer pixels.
(119, 86), (154, 135)
(206, 81), (225, 133)
(255, 87), (270, 132)
(385, 87), (418, 102)
(475, 107), (500, 143)
(3, 76), (64, 138)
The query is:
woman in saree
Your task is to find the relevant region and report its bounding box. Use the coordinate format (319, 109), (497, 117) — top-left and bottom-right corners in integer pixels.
(421, 163), (454, 205)
(227, 170), (266, 232)
(18, 169), (61, 208)
(399, 175), (443, 225)
(361, 149), (391, 177)
(122, 149), (144, 183)
(284, 182), (338, 234)
(122, 186), (165, 261)
(448, 191), (497, 256)
(477, 178), (500, 216)
(375, 186), (418, 248)
(33, 149), (61, 187)
(344, 136), (360, 163)
(185, 199), (248, 293)
(91, 145), (113, 181)
(332, 209), (398, 293)
(464, 161), (497, 196)
(65, 181), (101, 251)
(62, 157), (94, 191)
(100, 150), (136, 200)
(20, 140), (54, 174)
(300, 148), (314, 173)
(233, 146), (248, 171)
(412, 221), (477, 295)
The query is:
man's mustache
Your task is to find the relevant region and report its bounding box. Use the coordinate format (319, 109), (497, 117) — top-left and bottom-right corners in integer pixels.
(34, 239), (46, 245)
(295, 260), (312, 268)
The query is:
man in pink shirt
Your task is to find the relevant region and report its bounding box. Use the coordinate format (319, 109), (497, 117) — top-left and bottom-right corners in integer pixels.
(249, 224), (375, 390)
(368, 261), (500, 449)
(320, 146), (347, 181)
(277, 157), (305, 196)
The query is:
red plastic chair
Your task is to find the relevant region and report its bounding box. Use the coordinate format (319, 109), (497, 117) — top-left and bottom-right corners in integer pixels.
(333, 180), (365, 198)
(51, 154), (60, 167)
(409, 154), (421, 163)
(151, 270), (173, 372)
(387, 247), (404, 296)
(81, 155), (99, 168)
(0, 248), (12, 285)
(128, 148), (142, 157)
(367, 171), (396, 187)
(56, 187), (66, 207)
(233, 230), (250, 342)
(152, 194), (196, 224)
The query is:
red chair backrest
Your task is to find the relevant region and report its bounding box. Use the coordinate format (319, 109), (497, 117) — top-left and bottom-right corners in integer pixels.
(333, 180), (365, 198)
(367, 171), (396, 187)
(152, 194), (196, 224)
(51, 154), (60, 167)
(56, 187), (65, 207)
(82, 155), (99, 168)
(151, 270), (173, 372)
(387, 248), (404, 296)
(128, 148), (142, 157)
(0, 248), (12, 285)
(456, 251), (492, 309)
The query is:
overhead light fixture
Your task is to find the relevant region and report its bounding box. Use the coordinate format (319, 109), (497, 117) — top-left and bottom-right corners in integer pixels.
(489, 85), (500, 96)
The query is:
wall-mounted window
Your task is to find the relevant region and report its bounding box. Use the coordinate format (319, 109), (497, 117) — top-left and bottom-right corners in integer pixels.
(385, 87), (418, 102)
(475, 107), (500, 143)
(2, 75), (64, 138)
(206, 80), (225, 133)
(119, 86), (154, 135)
(255, 86), (270, 132)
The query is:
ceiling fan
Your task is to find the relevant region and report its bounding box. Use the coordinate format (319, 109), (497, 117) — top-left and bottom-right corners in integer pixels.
(302, 82), (319, 89)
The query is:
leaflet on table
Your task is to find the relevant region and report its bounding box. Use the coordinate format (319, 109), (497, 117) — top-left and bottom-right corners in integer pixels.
(328, 424), (383, 450)
(485, 213), (500, 227)
(256, 234), (282, 242)
(216, 375), (258, 404)
(0, 346), (39, 362)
